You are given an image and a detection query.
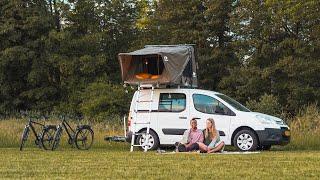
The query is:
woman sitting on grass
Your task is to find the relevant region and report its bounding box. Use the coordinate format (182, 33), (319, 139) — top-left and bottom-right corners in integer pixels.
(197, 118), (225, 153)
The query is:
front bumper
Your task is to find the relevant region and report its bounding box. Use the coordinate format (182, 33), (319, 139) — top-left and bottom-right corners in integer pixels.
(256, 127), (290, 146)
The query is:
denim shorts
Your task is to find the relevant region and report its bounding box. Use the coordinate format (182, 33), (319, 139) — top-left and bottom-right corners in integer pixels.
(208, 140), (222, 149)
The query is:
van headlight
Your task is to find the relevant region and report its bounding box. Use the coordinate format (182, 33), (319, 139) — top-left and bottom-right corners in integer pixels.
(255, 114), (276, 125)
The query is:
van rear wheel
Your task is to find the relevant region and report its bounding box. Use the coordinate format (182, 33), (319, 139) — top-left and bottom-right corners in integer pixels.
(137, 130), (159, 151)
(233, 129), (258, 151)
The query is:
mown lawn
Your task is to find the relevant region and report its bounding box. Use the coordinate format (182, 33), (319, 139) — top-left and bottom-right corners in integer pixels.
(1, 119), (320, 179)
(1, 145), (320, 179)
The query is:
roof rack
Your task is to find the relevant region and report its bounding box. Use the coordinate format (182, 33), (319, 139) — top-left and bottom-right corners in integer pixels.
(144, 44), (196, 47)
(125, 83), (196, 90)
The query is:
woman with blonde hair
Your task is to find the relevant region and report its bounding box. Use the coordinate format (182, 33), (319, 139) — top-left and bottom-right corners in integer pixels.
(197, 118), (225, 153)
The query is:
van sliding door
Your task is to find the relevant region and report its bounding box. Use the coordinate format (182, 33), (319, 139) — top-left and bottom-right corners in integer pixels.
(157, 90), (189, 145)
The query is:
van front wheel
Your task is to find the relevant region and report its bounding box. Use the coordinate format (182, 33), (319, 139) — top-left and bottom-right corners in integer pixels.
(233, 129), (258, 151)
(137, 130), (159, 151)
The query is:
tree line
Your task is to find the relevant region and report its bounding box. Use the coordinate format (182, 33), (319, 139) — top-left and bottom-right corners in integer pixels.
(0, 0), (319, 120)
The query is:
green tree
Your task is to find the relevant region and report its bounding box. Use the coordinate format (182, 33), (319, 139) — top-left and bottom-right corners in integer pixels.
(199, 0), (239, 90)
(220, 0), (320, 114)
(136, 0), (239, 91)
(46, 0), (140, 115)
(0, 0), (59, 113)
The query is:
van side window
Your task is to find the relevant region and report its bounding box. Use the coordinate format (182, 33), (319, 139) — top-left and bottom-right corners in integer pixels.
(192, 94), (229, 115)
(158, 93), (186, 112)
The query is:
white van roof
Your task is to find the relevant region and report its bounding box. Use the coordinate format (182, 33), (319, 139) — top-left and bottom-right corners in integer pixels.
(137, 88), (221, 95)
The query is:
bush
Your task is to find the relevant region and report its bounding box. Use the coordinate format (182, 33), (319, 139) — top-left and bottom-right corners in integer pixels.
(246, 94), (282, 117)
(80, 82), (133, 122)
(290, 104), (320, 132)
(283, 104), (320, 150)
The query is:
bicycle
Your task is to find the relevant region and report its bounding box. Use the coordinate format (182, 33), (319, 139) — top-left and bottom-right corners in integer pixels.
(51, 115), (94, 150)
(20, 115), (57, 151)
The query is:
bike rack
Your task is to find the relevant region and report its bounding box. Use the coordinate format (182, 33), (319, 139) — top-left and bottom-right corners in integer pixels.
(104, 115), (127, 142)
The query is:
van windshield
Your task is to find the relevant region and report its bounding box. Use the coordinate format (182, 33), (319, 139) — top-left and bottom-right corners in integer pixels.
(216, 94), (251, 112)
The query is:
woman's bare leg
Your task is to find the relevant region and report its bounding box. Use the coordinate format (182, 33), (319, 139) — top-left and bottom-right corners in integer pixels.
(197, 142), (209, 152)
(208, 142), (225, 153)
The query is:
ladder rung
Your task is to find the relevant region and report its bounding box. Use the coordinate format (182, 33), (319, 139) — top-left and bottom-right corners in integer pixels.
(133, 132), (146, 136)
(133, 122), (150, 124)
(134, 110), (153, 113)
(139, 84), (154, 88)
(136, 100), (153, 103)
(131, 144), (144, 147)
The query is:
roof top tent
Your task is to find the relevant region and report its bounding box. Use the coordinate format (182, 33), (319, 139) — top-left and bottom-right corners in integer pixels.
(118, 44), (198, 87)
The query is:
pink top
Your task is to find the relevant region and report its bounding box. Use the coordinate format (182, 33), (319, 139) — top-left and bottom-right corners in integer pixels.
(188, 129), (204, 144)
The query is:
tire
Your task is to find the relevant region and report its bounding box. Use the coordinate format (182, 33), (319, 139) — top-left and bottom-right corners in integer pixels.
(20, 126), (30, 151)
(233, 129), (258, 151)
(41, 125), (57, 150)
(136, 130), (159, 151)
(75, 126), (94, 150)
(51, 127), (63, 151)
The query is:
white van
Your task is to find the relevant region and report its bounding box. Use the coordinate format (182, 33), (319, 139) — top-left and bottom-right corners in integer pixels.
(126, 88), (290, 151)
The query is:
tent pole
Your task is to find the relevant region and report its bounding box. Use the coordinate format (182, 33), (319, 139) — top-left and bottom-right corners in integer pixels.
(157, 54), (160, 75)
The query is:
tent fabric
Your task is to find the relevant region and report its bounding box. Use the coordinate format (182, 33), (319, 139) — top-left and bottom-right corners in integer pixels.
(118, 45), (198, 87)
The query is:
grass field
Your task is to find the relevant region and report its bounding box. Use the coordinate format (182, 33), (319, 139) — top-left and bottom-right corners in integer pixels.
(1, 147), (320, 179)
(1, 118), (320, 179)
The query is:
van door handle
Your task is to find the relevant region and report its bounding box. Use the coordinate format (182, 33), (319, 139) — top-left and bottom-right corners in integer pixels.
(179, 117), (187, 119)
(193, 117), (201, 120)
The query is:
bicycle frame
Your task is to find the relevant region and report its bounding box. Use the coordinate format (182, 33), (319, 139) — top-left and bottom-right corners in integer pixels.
(26, 118), (45, 142)
(59, 118), (77, 140)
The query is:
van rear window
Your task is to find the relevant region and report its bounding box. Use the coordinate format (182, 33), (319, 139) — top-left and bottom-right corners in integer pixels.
(158, 93), (186, 112)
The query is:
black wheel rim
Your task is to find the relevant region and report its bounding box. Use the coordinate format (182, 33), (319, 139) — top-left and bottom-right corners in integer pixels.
(76, 128), (93, 150)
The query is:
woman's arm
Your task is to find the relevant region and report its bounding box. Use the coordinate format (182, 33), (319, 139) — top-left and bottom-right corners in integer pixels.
(180, 129), (190, 144)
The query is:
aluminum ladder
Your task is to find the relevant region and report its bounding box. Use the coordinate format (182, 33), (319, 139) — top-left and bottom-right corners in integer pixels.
(130, 84), (154, 152)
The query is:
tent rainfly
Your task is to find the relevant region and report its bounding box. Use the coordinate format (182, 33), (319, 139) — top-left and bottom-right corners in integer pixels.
(118, 45), (198, 87)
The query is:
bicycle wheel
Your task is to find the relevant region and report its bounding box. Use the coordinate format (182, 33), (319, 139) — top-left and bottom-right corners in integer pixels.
(51, 127), (63, 151)
(75, 126), (94, 150)
(20, 126), (30, 151)
(41, 125), (57, 150)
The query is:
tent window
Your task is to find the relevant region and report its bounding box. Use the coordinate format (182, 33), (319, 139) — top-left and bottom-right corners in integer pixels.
(135, 55), (164, 75)
(133, 54), (165, 80)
